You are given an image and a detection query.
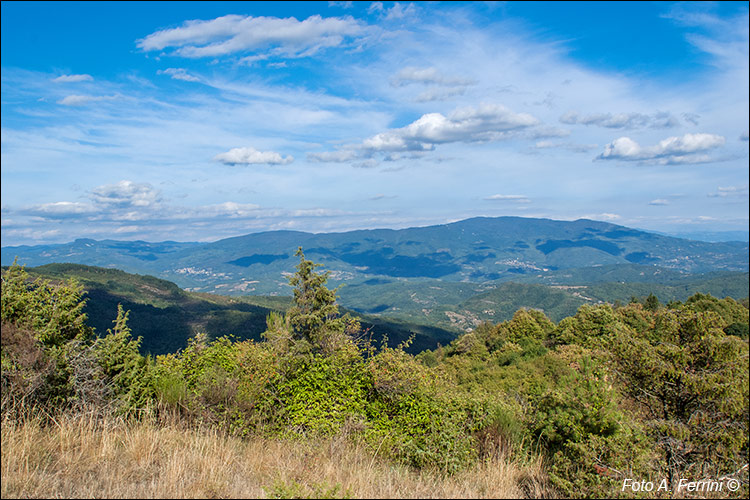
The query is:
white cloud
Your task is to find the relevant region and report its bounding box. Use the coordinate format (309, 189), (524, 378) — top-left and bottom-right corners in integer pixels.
(529, 127), (572, 139)
(202, 202), (262, 217)
(648, 199), (669, 206)
(664, 4), (749, 71)
(683, 113), (701, 125)
(415, 87), (467, 102)
(57, 94), (118, 106)
(52, 74), (93, 83)
(157, 67), (200, 82)
(361, 103), (539, 153)
(534, 141), (597, 153)
(484, 194), (531, 203)
(597, 133), (726, 164)
(89, 180), (163, 209)
(137, 14), (365, 60)
(20, 201), (96, 218)
(560, 111), (681, 129)
(214, 146), (294, 165)
(391, 66), (474, 87)
(352, 159), (379, 169)
(114, 225), (141, 234)
(306, 150), (358, 163)
(369, 193), (397, 201)
(598, 213), (621, 221)
(368, 2), (384, 14)
(391, 66), (475, 102)
(328, 1), (353, 8)
(384, 2), (417, 21)
(708, 186), (749, 198)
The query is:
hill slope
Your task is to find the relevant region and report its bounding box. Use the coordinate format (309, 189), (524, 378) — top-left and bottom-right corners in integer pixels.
(19, 264), (459, 355)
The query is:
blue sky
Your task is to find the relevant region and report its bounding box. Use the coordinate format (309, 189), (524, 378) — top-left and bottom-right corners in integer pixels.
(1, 1), (748, 246)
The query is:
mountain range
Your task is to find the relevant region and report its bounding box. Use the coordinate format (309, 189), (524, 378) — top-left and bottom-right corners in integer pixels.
(3, 217), (747, 297)
(4, 216), (747, 355)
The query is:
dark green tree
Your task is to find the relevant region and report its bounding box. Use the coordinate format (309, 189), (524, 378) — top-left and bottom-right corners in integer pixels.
(644, 293), (660, 312)
(285, 247), (359, 355)
(609, 308), (749, 486)
(93, 304), (154, 413)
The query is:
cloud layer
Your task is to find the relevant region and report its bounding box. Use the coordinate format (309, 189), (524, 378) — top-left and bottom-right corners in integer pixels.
(137, 14), (366, 60)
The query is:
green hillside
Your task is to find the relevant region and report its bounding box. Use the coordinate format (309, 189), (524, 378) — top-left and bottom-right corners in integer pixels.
(18, 263), (458, 355)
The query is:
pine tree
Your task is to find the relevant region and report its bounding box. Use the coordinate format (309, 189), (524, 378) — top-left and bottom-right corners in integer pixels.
(285, 247), (358, 355)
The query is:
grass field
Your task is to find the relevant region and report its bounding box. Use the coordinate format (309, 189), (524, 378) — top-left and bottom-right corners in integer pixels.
(1, 410), (551, 499)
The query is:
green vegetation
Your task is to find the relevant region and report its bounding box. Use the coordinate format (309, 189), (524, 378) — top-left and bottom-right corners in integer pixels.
(2, 253), (748, 498)
(13, 263), (457, 355)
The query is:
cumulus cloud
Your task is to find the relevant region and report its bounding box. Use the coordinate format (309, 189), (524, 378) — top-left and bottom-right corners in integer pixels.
(136, 14), (365, 60)
(89, 180), (163, 209)
(560, 111), (681, 129)
(596, 133), (726, 164)
(52, 74), (93, 83)
(157, 67), (200, 82)
(361, 103), (539, 153)
(214, 147), (294, 165)
(484, 194), (531, 203)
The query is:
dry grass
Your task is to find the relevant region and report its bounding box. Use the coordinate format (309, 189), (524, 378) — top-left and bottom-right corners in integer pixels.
(1, 411), (552, 499)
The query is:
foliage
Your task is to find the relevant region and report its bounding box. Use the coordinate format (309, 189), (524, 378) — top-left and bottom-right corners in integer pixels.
(607, 306), (749, 487)
(92, 305), (154, 413)
(1, 262), (153, 414)
(3, 254), (748, 497)
(2, 260), (93, 348)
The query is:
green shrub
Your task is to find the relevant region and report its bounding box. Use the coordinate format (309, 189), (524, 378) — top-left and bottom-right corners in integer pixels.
(263, 353), (370, 437)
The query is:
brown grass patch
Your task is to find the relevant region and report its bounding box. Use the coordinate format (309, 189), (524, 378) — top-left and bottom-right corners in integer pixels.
(1, 411), (552, 498)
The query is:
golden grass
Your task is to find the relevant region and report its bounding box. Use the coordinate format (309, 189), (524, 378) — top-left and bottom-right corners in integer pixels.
(1, 411), (551, 499)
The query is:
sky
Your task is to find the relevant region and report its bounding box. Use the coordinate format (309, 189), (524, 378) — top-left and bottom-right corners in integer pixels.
(1, 1), (748, 246)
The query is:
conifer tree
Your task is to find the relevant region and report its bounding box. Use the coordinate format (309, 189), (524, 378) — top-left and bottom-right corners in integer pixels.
(287, 247), (342, 342)
(285, 247), (358, 355)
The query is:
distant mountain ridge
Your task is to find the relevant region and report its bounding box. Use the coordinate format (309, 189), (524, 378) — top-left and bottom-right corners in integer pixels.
(3, 216), (748, 296)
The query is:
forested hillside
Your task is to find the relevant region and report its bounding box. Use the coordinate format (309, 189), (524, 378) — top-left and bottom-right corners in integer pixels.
(12, 262), (748, 355)
(3, 217), (748, 297)
(15, 263), (456, 355)
(2, 253), (748, 498)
